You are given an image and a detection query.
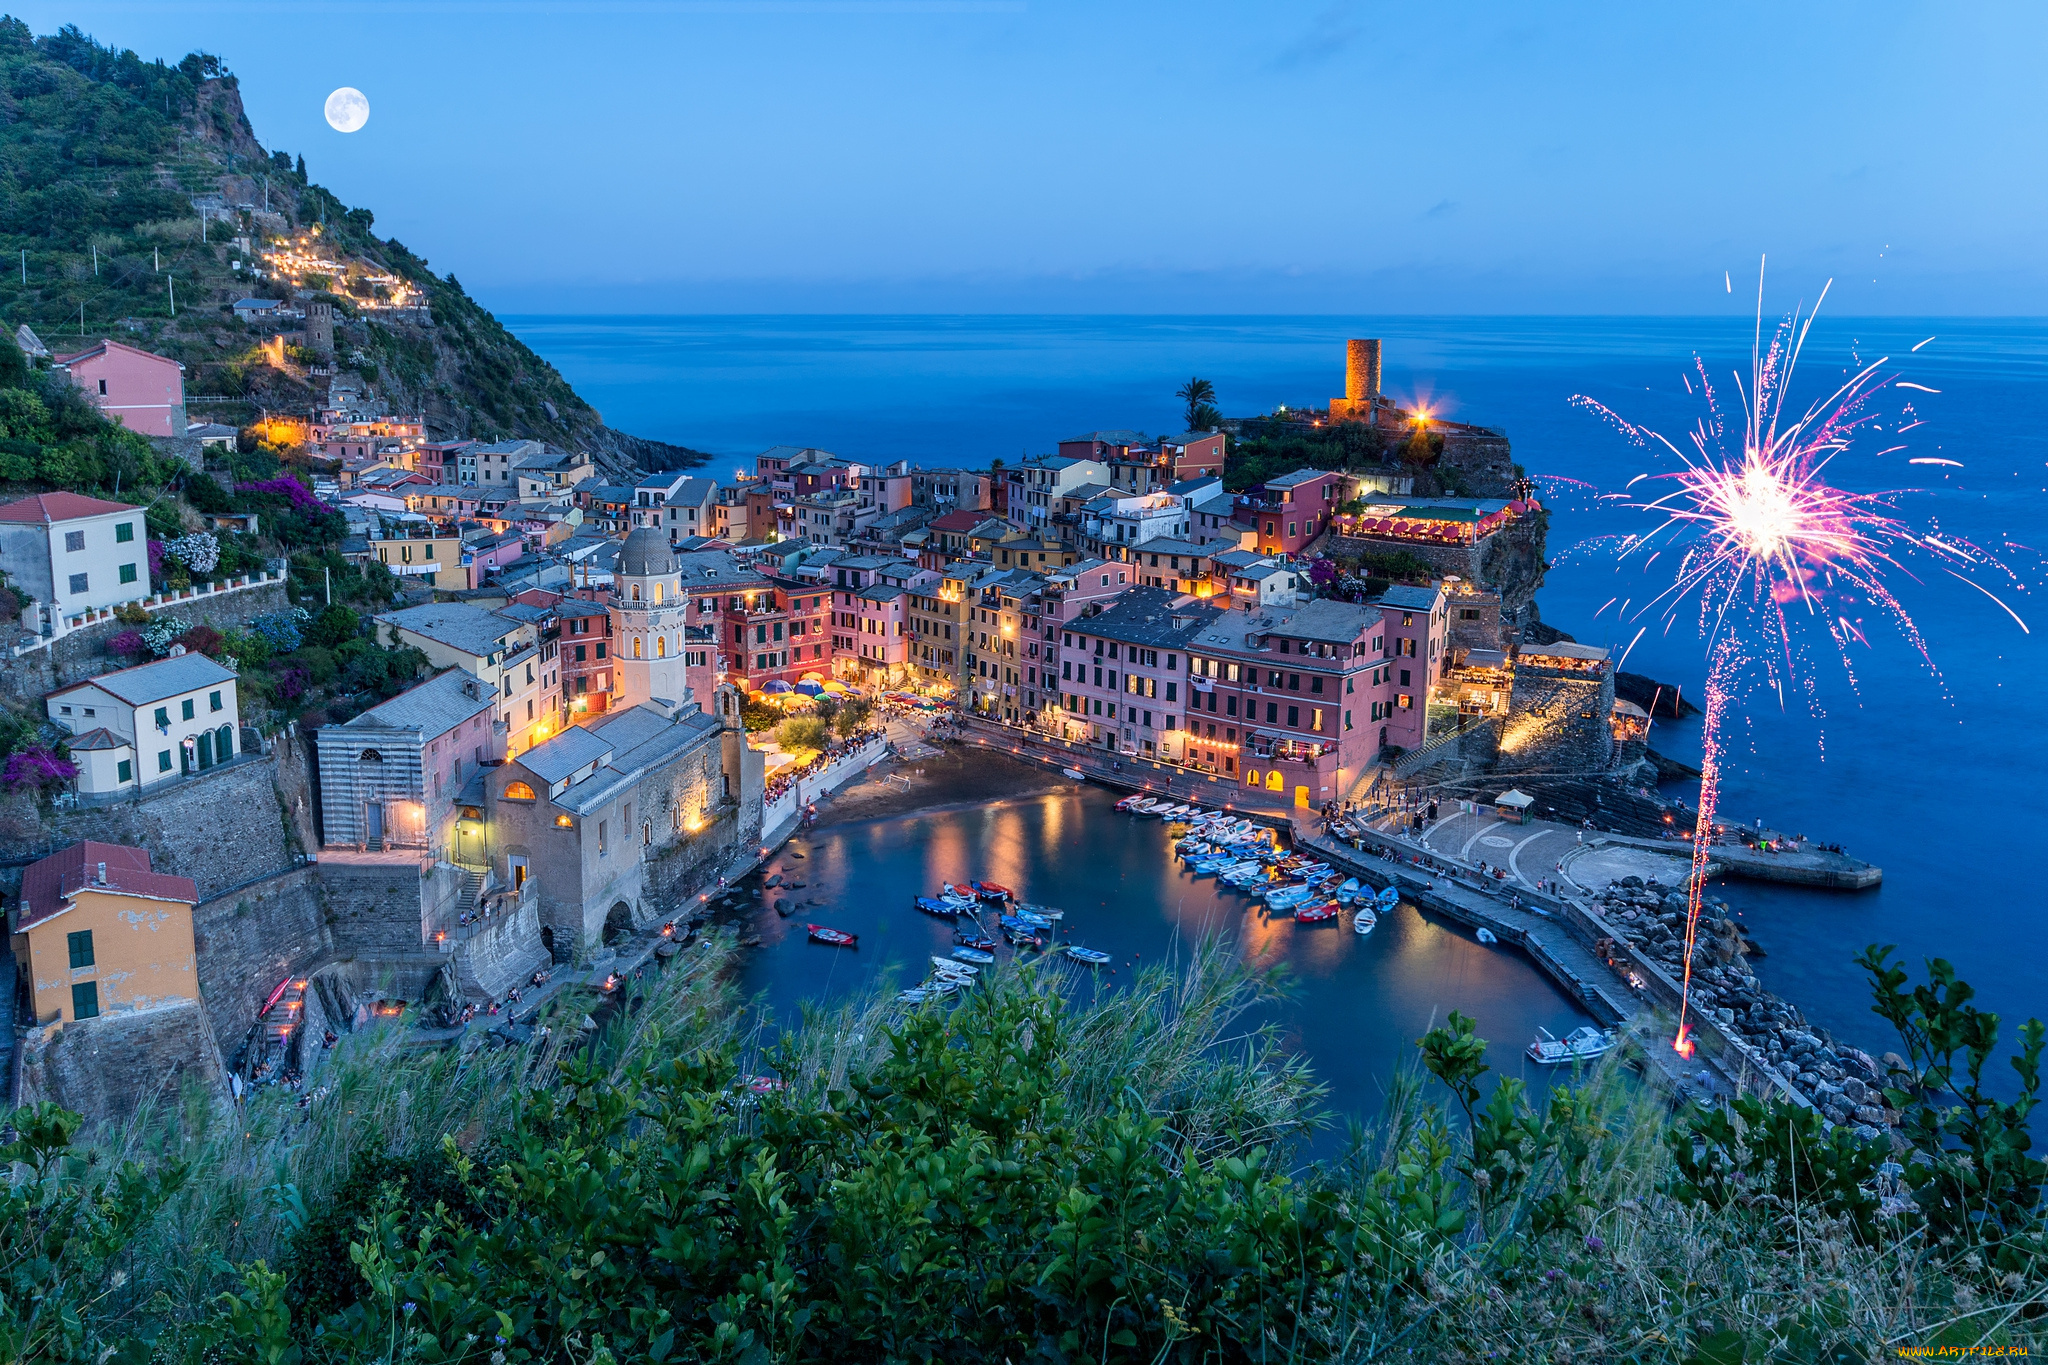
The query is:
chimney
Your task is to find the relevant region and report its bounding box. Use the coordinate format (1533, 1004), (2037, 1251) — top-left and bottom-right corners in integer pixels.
(95, 861), (107, 885)
(1345, 339), (1382, 407)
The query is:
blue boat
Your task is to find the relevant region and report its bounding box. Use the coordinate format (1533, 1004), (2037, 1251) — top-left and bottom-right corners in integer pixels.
(1064, 945), (1113, 965)
(914, 896), (959, 917)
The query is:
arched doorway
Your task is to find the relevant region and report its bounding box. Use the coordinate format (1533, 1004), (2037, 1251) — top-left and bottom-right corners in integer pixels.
(603, 900), (634, 946)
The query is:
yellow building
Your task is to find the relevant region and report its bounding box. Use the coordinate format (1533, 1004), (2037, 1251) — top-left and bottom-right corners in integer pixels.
(906, 562), (996, 696)
(367, 531), (465, 587)
(11, 840), (199, 1027)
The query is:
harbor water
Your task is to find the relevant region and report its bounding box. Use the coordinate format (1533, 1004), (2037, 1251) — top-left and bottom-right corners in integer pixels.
(510, 313), (2048, 1081)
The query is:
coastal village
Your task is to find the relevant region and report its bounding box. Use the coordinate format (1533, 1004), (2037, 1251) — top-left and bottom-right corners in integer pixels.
(0, 327), (1879, 1136)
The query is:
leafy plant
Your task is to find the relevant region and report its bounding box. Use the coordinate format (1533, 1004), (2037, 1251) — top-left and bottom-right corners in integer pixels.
(1859, 944), (2046, 1272)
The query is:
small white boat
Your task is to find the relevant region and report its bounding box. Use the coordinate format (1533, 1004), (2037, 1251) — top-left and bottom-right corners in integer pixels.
(1062, 767), (1087, 781)
(1526, 1026), (1617, 1065)
(1064, 945), (1113, 964)
(932, 956), (979, 977)
(951, 946), (995, 965)
(1475, 927), (1499, 944)
(1353, 906), (1378, 937)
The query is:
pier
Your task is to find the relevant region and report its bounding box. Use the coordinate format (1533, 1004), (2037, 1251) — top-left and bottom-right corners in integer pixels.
(954, 716), (1848, 1113)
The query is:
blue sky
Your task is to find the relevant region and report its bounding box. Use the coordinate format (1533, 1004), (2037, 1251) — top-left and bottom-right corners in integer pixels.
(22, 1), (2048, 314)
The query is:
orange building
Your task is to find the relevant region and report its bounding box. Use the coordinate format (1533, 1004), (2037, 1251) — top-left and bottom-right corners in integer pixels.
(10, 841), (200, 1027)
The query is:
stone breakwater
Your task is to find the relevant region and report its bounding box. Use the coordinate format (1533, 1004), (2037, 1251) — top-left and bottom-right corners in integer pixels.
(1593, 875), (1898, 1139)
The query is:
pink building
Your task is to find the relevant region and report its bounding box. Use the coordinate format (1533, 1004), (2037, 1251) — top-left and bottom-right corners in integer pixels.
(1237, 468), (1349, 557)
(1057, 583), (1449, 808)
(53, 340), (186, 438)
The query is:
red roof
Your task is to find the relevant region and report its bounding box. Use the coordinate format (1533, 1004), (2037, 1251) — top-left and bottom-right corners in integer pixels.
(50, 338), (184, 371)
(17, 840), (199, 932)
(929, 509), (989, 532)
(0, 492), (141, 524)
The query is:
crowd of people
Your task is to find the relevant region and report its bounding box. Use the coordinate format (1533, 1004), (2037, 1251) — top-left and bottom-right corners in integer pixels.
(764, 725), (890, 802)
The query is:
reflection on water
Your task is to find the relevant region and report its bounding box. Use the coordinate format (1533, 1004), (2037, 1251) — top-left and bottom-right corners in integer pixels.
(737, 785), (1594, 1141)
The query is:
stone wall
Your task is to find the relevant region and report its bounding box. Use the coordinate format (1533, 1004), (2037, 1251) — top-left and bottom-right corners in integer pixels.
(1326, 512), (1548, 625)
(0, 580), (291, 703)
(315, 859), (436, 953)
(452, 897), (549, 1000)
(191, 864), (329, 1055)
(17, 998), (226, 1128)
(1497, 668), (1616, 775)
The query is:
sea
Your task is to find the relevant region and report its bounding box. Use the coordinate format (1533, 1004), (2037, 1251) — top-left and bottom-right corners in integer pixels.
(503, 313), (2048, 1098)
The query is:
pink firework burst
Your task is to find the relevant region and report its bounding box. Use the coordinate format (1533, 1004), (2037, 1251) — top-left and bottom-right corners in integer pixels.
(1572, 262), (2026, 1061)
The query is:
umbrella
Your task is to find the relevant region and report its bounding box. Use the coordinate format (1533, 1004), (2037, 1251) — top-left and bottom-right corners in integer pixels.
(800, 672), (826, 682)
(761, 680), (794, 694)
(795, 680), (823, 695)
(821, 680), (850, 694)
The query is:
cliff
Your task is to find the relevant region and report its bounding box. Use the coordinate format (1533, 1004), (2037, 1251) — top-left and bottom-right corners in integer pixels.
(0, 21), (703, 477)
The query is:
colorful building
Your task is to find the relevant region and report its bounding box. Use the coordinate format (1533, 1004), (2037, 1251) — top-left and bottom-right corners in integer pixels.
(11, 841), (199, 1027)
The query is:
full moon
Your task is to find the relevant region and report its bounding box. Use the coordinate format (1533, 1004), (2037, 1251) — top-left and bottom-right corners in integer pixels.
(324, 87), (369, 133)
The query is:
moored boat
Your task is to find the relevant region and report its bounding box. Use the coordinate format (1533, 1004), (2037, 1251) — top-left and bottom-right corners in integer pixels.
(914, 896), (959, 918)
(806, 924), (858, 947)
(1476, 927), (1499, 944)
(1294, 902), (1340, 923)
(953, 932), (997, 951)
(971, 880), (1014, 902)
(1062, 767), (1087, 780)
(1353, 906), (1378, 936)
(951, 946), (995, 966)
(1064, 945), (1113, 964)
(933, 955), (980, 977)
(1527, 1026), (1617, 1065)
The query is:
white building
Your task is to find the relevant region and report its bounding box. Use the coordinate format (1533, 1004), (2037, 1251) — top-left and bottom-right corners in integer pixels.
(46, 652), (240, 794)
(0, 493), (151, 632)
(610, 528), (694, 711)
(1079, 490), (1189, 551)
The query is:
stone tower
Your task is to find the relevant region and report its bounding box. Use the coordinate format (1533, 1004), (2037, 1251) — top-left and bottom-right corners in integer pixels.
(609, 527), (695, 714)
(305, 298), (334, 357)
(1331, 338), (1382, 422)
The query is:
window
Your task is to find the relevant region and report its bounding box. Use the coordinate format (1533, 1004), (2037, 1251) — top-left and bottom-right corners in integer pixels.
(554, 813), (574, 828)
(115, 522), (134, 543)
(118, 562), (138, 584)
(157, 750), (171, 772)
(68, 572), (88, 595)
(154, 706), (169, 728)
(68, 929), (95, 969)
(209, 690), (223, 712)
(504, 781), (537, 801)
(1287, 706), (1300, 728)
(117, 759), (132, 783)
(64, 530), (85, 552)
(598, 820), (608, 854)
(71, 982), (100, 1020)
(181, 699), (195, 721)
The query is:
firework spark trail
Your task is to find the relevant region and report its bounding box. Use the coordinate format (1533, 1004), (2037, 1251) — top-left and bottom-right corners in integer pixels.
(1567, 262), (2033, 1060)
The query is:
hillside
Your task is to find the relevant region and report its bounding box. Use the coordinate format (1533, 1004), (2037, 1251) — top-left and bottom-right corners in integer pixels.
(0, 20), (701, 475)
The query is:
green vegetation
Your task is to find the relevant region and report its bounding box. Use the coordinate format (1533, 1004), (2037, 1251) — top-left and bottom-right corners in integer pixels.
(1175, 375), (1220, 433)
(0, 20), (696, 466)
(1225, 420), (1392, 491)
(5, 941), (2042, 1363)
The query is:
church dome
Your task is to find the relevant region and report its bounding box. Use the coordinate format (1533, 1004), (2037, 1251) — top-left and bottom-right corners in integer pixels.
(618, 526), (677, 579)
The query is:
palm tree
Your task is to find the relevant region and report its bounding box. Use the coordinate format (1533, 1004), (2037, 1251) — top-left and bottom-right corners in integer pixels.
(1176, 377), (1219, 431)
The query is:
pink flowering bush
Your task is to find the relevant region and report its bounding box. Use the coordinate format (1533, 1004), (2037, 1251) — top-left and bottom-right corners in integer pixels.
(107, 629), (146, 657)
(3, 745), (76, 792)
(235, 476), (324, 515)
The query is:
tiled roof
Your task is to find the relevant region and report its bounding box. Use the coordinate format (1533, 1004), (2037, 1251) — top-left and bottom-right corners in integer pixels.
(377, 602), (523, 658)
(18, 840), (197, 932)
(1377, 585), (1446, 611)
(54, 653), (236, 707)
(0, 492), (140, 524)
(64, 727), (129, 751)
(1263, 468), (1339, 490)
(517, 725), (615, 785)
(336, 669), (495, 737)
(1065, 586), (1222, 650)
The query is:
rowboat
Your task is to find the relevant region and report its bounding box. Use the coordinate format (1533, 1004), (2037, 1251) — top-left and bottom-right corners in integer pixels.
(1014, 902), (1063, 921)
(933, 956), (979, 977)
(951, 946), (995, 965)
(1476, 927), (1499, 944)
(806, 924), (858, 947)
(1294, 902), (1340, 923)
(1062, 767), (1087, 780)
(953, 933), (997, 951)
(1115, 795), (1144, 811)
(914, 896), (959, 918)
(1375, 885), (1400, 911)
(1064, 945), (1112, 964)
(1527, 1026), (1617, 1065)
(971, 881), (1014, 902)
(1352, 906), (1378, 936)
